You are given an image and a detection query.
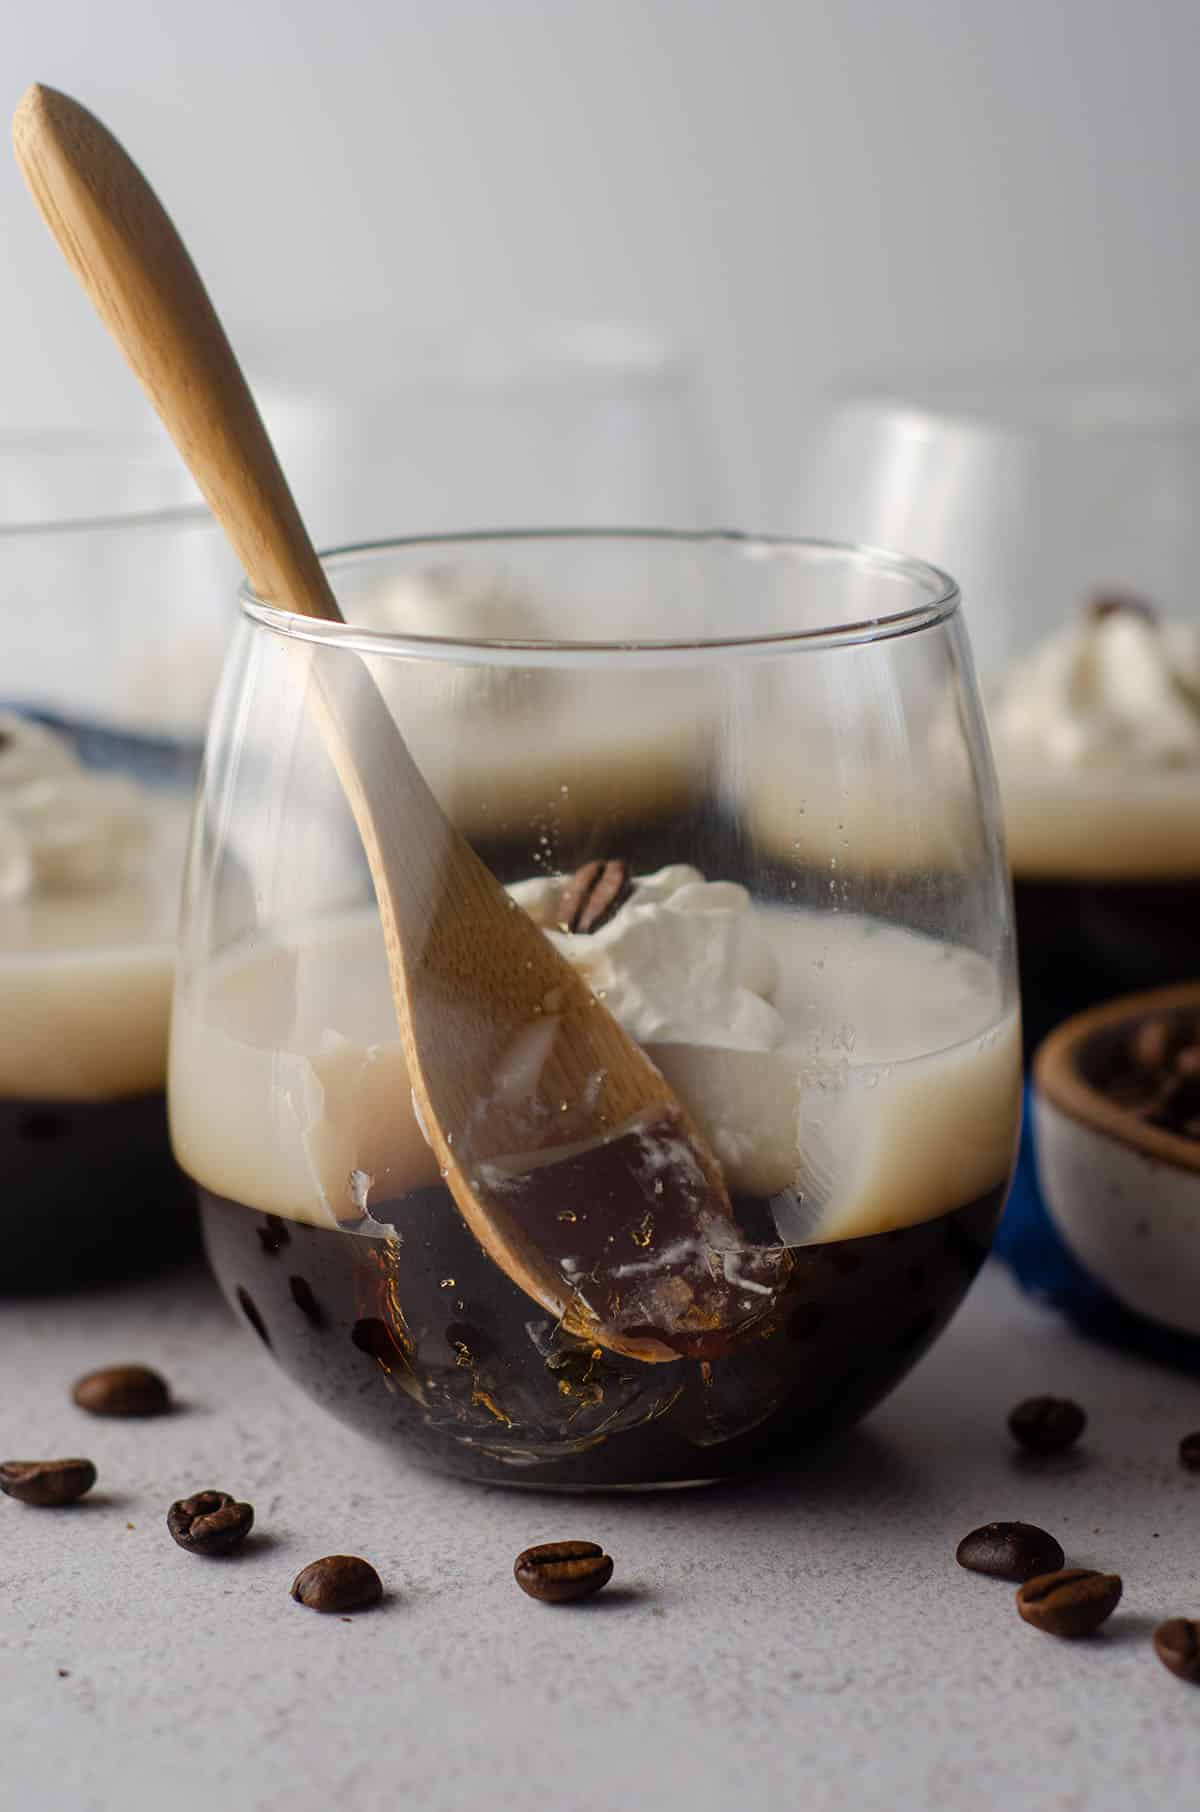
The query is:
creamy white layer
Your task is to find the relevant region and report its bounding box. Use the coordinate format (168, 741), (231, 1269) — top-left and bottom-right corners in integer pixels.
(992, 608), (1200, 878)
(0, 721), (190, 1099)
(170, 888), (1020, 1245)
(0, 712), (150, 902)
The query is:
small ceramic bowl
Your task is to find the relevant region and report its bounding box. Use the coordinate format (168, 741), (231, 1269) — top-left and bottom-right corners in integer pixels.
(1033, 984), (1200, 1338)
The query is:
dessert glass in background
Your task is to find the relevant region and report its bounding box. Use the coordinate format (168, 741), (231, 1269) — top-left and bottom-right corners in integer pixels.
(171, 532), (1021, 1488)
(0, 436), (234, 1289)
(792, 375), (1200, 1057)
(247, 318), (725, 543)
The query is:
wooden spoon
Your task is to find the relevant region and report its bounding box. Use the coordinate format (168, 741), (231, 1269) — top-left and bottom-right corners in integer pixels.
(13, 84), (790, 1363)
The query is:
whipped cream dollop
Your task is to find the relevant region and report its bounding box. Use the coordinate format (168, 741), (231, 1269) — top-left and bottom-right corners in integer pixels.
(992, 603), (1200, 769)
(0, 713), (150, 903)
(509, 864), (785, 1051)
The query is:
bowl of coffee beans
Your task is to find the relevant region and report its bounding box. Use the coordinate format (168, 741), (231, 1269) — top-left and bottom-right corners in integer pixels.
(1033, 984), (1200, 1338)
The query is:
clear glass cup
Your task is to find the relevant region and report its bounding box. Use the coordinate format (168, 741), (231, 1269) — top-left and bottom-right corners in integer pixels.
(171, 532), (1021, 1488)
(246, 318), (725, 545)
(793, 375), (1200, 1054)
(0, 436), (235, 1289)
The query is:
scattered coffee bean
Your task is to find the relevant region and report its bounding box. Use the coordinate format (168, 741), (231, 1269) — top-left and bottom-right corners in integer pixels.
(1154, 1618), (1200, 1683)
(72, 1364), (170, 1418)
(955, 1521), (1065, 1582)
(1016, 1568), (1122, 1638)
(514, 1539), (614, 1603)
(167, 1490), (254, 1556)
(558, 859), (632, 935)
(1179, 1431), (1200, 1472)
(0, 1458), (97, 1507)
(1008, 1395), (1086, 1455)
(291, 1555), (383, 1613)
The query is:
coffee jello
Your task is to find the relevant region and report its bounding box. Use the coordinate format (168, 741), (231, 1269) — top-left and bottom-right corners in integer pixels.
(0, 713), (193, 1287)
(990, 599), (1200, 1055)
(173, 864), (1020, 1486)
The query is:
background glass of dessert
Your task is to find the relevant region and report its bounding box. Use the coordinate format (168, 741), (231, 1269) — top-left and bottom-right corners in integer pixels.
(171, 532), (1021, 1488)
(792, 375), (1200, 1056)
(246, 317), (726, 545)
(0, 435), (235, 1289)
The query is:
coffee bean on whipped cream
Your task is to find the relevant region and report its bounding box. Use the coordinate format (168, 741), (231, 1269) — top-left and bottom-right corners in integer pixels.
(558, 859), (632, 935)
(1088, 591), (1156, 624)
(72, 1364), (170, 1418)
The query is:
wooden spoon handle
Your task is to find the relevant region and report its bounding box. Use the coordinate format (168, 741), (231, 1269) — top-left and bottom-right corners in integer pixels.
(11, 83), (781, 1370)
(12, 83), (338, 624)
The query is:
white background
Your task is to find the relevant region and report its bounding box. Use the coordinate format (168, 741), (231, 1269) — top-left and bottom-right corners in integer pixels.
(0, 0), (1196, 530)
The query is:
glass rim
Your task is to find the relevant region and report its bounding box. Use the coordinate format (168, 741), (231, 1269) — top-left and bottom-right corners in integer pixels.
(239, 529), (960, 662)
(0, 432), (212, 536)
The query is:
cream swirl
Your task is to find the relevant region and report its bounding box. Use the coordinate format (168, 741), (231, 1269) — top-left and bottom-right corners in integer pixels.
(991, 604), (1200, 770)
(0, 713), (150, 902)
(509, 864), (784, 1051)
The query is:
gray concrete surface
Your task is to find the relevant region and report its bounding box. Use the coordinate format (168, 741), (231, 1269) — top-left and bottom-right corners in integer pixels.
(3, 1260), (1199, 1812)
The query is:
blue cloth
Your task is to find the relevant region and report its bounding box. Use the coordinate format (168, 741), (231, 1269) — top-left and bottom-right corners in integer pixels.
(994, 1084), (1200, 1374)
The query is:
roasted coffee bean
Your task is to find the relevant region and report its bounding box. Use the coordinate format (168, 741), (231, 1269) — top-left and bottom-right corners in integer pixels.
(72, 1364), (170, 1418)
(1008, 1395), (1086, 1455)
(1089, 592), (1156, 625)
(1130, 1016), (1173, 1071)
(513, 1539), (614, 1603)
(167, 1490), (254, 1556)
(955, 1521), (1065, 1582)
(1154, 1618), (1200, 1683)
(0, 1458), (96, 1507)
(1175, 1045), (1200, 1079)
(1148, 1072), (1200, 1139)
(1016, 1568), (1122, 1638)
(1179, 1431), (1200, 1472)
(290, 1554), (383, 1613)
(558, 859), (632, 935)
